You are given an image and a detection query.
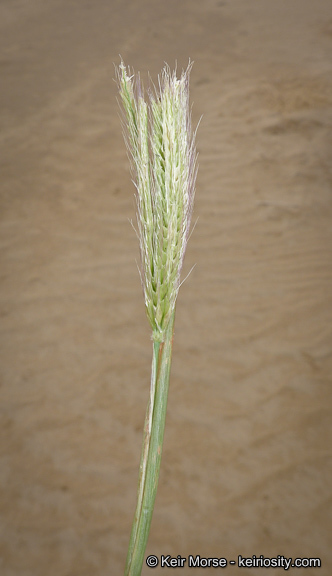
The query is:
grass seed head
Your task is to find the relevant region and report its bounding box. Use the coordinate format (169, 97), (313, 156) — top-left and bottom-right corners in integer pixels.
(116, 60), (198, 342)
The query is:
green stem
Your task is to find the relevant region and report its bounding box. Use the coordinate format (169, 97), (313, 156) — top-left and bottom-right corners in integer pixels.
(124, 310), (175, 576)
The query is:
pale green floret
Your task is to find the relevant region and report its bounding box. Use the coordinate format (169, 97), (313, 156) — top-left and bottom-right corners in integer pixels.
(117, 61), (197, 342)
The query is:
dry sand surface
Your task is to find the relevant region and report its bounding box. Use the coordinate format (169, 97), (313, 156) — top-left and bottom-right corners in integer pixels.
(1, 0), (332, 575)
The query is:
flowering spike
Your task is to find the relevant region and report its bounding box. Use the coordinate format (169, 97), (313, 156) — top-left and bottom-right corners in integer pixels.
(116, 61), (198, 342)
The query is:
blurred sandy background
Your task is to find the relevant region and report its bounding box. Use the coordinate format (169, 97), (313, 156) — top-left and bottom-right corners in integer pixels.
(1, 0), (332, 575)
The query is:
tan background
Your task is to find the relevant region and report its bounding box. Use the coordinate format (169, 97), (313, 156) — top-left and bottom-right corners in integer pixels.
(1, 1), (332, 575)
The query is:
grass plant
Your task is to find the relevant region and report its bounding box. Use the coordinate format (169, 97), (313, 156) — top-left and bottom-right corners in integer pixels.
(116, 60), (198, 576)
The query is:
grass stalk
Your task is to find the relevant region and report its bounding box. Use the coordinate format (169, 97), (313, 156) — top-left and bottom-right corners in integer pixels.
(125, 310), (175, 576)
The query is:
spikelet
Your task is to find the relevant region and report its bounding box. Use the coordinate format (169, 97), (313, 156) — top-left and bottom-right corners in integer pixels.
(117, 61), (198, 342)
